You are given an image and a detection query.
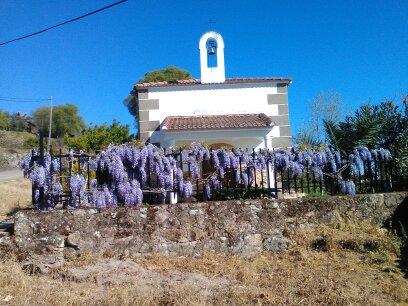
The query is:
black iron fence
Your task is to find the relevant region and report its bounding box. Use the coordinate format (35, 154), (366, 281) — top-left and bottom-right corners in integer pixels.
(28, 144), (408, 209)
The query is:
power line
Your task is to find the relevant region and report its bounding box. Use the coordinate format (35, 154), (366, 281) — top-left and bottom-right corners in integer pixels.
(0, 97), (49, 103)
(0, 96), (49, 101)
(0, 100), (46, 103)
(0, 0), (128, 46)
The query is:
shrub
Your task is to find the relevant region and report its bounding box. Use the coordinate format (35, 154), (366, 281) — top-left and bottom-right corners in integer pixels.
(23, 136), (39, 149)
(64, 120), (132, 152)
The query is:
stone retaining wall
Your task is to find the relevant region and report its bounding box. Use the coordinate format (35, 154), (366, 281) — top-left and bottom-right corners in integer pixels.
(10, 192), (407, 265)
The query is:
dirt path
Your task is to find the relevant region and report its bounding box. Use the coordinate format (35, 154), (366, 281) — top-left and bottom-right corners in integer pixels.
(0, 169), (22, 183)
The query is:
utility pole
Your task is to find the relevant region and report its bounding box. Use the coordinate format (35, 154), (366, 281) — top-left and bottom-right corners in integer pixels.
(47, 96), (53, 152)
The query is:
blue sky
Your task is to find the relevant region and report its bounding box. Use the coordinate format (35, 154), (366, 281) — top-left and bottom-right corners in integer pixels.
(0, 0), (407, 135)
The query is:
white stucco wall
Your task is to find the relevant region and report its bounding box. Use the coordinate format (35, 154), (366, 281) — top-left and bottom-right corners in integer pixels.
(147, 82), (280, 124)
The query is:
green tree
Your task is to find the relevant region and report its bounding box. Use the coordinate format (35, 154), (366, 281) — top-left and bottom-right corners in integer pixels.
(0, 110), (10, 130)
(64, 120), (133, 152)
(33, 104), (86, 138)
(125, 66), (193, 137)
(294, 124), (324, 150)
(324, 97), (408, 172)
(9, 113), (29, 132)
(138, 65), (192, 83)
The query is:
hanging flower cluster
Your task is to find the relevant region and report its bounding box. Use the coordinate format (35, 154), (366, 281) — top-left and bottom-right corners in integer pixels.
(64, 144), (196, 208)
(20, 143), (392, 209)
(19, 150), (62, 209)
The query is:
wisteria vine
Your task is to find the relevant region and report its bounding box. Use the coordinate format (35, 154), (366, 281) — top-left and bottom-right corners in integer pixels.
(20, 143), (392, 209)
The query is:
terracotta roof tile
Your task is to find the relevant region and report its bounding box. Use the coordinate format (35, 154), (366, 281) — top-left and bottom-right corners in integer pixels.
(135, 77), (291, 89)
(162, 113), (274, 131)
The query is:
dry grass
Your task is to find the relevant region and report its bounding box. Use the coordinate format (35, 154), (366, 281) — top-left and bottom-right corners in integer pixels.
(0, 130), (36, 170)
(1, 222), (408, 305)
(0, 130), (35, 149)
(0, 258), (159, 306)
(133, 223), (408, 305)
(0, 178), (31, 218)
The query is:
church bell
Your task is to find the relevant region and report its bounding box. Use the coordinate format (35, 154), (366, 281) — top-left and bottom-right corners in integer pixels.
(207, 40), (217, 55)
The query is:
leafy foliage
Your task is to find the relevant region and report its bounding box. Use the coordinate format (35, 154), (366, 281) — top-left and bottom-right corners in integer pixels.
(64, 120), (133, 152)
(0, 110), (10, 130)
(33, 103), (86, 138)
(22, 136), (39, 149)
(0, 130), (37, 158)
(9, 113), (30, 132)
(138, 65), (192, 83)
(324, 98), (408, 173)
(294, 125), (325, 150)
(394, 127), (408, 174)
(123, 95), (137, 116)
(125, 66), (193, 133)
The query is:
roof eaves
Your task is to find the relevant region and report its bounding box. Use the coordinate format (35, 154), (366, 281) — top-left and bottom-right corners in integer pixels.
(161, 126), (274, 132)
(134, 77), (292, 90)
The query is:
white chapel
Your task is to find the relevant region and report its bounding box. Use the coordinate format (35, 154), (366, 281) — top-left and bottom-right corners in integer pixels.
(131, 31), (292, 149)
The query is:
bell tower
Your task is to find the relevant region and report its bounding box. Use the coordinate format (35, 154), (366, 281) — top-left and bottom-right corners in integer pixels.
(199, 31), (225, 84)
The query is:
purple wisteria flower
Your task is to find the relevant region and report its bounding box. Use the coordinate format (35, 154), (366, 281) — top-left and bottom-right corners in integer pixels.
(338, 179), (356, 195)
(20, 142), (393, 209)
(29, 165), (46, 187)
(183, 181), (193, 199)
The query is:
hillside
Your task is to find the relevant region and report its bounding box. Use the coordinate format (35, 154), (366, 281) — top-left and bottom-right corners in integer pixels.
(0, 130), (36, 170)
